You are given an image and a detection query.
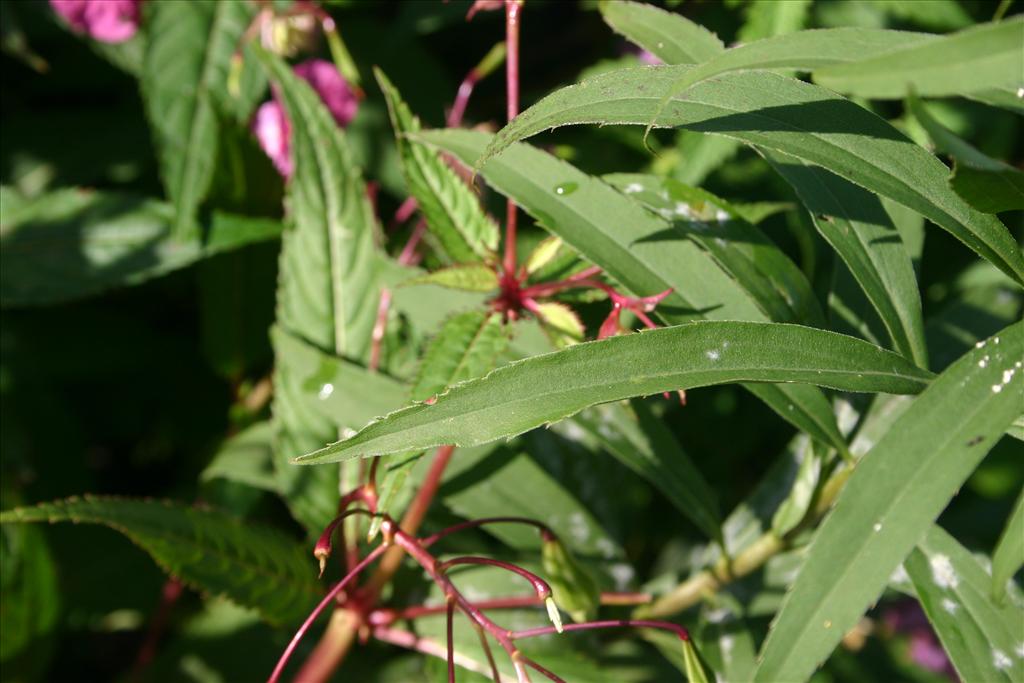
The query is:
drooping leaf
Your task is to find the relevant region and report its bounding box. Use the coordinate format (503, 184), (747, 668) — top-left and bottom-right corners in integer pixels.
(376, 68), (498, 263)
(599, 0), (723, 65)
(813, 17), (1024, 99)
(991, 487), (1024, 604)
(908, 93), (1024, 214)
(604, 173), (824, 326)
(201, 422), (279, 493)
(411, 310), (509, 402)
(566, 399), (722, 543)
(403, 264), (499, 293)
(142, 0), (264, 240)
(906, 525), (1024, 682)
(417, 129), (849, 453)
(760, 149), (928, 367)
(296, 321), (933, 464)
(0, 497), (321, 625)
(256, 47), (382, 532)
(479, 67), (1024, 286)
(0, 522), (59, 662)
(0, 188), (282, 308)
(755, 321), (1023, 683)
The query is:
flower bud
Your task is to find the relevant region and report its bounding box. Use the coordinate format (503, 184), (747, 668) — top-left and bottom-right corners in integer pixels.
(541, 536), (600, 624)
(51, 0), (141, 44)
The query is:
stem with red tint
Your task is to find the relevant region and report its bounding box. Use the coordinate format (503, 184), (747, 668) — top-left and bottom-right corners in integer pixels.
(501, 0), (523, 277)
(267, 544), (387, 683)
(422, 516), (554, 547)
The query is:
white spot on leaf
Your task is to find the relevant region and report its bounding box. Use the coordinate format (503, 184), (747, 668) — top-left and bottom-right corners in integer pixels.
(930, 554), (959, 589)
(318, 383), (334, 400)
(941, 598), (958, 614)
(993, 649), (1012, 670)
(706, 350), (720, 361)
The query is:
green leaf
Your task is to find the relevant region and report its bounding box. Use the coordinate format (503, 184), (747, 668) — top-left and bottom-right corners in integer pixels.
(297, 321), (933, 464)
(480, 67), (1024, 285)
(411, 310), (509, 402)
(417, 129), (849, 454)
(603, 173), (824, 326)
(256, 47), (382, 532)
(375, 68), (498, 263)
(403, 264), (500, 293)
(525, 236), (564, 275)
(566, 400), (722, 543)
(908, 93), (1024, 214)
(1, 523), (58, 662)
(542, 535), (601, 623)
(660, 28), (936, 107)
(813, 17), (1024, 99)
(201, 422), (279, 493)
(681, 638), (716, 683)
(142, 0), (263, 240)
(906, 525), (1024, 683)
(760, 150), (928, 367)
(992, 487), (1024, 604)
(737, 0), (811, 42)
(599, 0), (723, 65)
(534, 301), (585, 348)
(770, 443), (822, 537)
(0, 188), (282, 308)
(0, 497), (321, 625)
(755, 321), (1024, 683)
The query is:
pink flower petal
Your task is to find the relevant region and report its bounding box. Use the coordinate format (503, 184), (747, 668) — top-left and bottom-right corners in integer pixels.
(252, 100), (293, 178)
(52, 0), (140, 44)
(293, 59), (359, 128)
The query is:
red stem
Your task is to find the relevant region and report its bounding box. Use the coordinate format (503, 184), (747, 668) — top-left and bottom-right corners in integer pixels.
(130, 578), (183, 682)
(448, 69), (481, 128)
(369, 592), (651, 626)
(511, 619), (689, 642)
(373, 626), (497, 679)
(502, 0), (523, 277)
(438, 556), (551, 598)
(447, 599), (457, 683)
(422, 516), (554, 547)
(267, 544), (387, 683)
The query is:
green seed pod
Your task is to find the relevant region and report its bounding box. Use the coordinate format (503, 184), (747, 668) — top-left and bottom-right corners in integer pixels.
(681, 638), (714, 683)
(541, 536), (600, 623)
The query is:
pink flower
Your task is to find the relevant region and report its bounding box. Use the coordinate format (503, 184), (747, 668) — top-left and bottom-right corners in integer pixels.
(50, 0), (141, 44)
(885, 600), (957, 680)
(253, 59), (359, 178)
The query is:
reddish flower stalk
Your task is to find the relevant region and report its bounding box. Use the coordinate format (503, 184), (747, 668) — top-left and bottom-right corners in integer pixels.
(369, 592), (651, 626)
(422, 516), (555, 547)
(502, 0), (523, 279)
(268, 544), (387, 683)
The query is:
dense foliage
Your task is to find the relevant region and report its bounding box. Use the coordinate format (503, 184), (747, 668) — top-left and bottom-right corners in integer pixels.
(1, 1), (1022, 682)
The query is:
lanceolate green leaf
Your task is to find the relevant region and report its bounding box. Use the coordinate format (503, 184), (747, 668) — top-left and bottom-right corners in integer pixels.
(411, 310), (509, 402)
(0, 497), (321, 625)
(479, 67), (1024, 285)
(418, 129), (848, 453)
(906, 526), (1024, 683)
(404, 264), (499, 293)
(0, 188), (282, 308)
(256, 48), (382, 532)
(0, 523), (58, 662)
(991, 487), (1024, 604)
(376, 68), (498, 263)
(760, 149), (928, 367)
(142, 0), (262, 240)
(755, 321), (1024, 683)
(296, 321), (933, 464)
(603, 173), (824, 327)
(659, 28), (935, 104)
(599, 0), (723, 65)
(813, 17), (1024, 99)
(567, 400), (722, 543)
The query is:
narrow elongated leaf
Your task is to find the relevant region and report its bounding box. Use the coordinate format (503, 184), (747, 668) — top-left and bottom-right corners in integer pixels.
(418, 129), (848, 453)
(662, 28), (935, 104)
(0, 188), (281, 308)
(142, 0), (262, 240)
(755, 321), (1023, 683)
(906, 526), (1024, 683)
(813, 17), (1024, 99)
(297, 321), (933, 464)
(909, 94), (1024, 214)
(376, 68), (498, 263)
(566, 400), (722, 543)
(604, 173), (823, 326)
(760, 149), (928, 367)
(991, 487), (1024, 604)
(599, 1), (723, 65)
(480, 67), (1024, 285)
(411, 310), (509, 402)
(256, 48), (381, 532)
(0, 523), (58, 662)
(0, 497), (321, 625)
